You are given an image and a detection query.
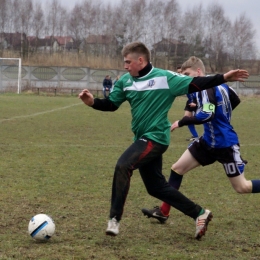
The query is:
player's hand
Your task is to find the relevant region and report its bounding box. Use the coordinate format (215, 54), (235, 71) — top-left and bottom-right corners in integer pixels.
(224, 69), (249, 82)
(78, 89), (94, 106)
(189, 102), (197, 107)
(171, 121), (179, 132)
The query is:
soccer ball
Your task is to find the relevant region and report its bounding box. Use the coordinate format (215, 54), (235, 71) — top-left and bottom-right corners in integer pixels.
(28, 214), (55, 241)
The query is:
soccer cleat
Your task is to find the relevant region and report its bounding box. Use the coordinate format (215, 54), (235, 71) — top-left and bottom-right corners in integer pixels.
(195, 209), (213, 240)
(106, 217), (120, 236)
(141, 206), (169, 224)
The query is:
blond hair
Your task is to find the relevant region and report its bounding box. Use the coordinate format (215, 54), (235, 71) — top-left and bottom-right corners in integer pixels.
(181, 56), (205, 74)
(121, 41), (150, 62)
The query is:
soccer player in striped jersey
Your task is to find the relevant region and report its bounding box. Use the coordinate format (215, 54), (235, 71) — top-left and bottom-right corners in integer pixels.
(142, 57), (259, 231)
(177, 66), (200, 142)
(79, 42), (248, 239)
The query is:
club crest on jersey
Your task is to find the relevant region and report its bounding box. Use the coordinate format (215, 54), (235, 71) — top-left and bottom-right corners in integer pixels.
(147, 79), (155, 87)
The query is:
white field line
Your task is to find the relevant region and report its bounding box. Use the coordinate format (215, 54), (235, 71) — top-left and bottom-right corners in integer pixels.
(0, 102), (82, 123)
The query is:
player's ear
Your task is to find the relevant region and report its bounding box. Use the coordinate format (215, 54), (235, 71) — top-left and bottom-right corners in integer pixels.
(138, 56), (144, 64)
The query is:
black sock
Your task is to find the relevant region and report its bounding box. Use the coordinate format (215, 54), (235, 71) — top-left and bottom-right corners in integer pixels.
(168, 169), (183, 190)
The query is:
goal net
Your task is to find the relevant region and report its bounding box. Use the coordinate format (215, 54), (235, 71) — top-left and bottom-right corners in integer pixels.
(0, 58), (22, 94)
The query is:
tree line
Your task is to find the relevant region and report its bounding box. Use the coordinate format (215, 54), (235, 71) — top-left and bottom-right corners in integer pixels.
(0, 0), (258, 73)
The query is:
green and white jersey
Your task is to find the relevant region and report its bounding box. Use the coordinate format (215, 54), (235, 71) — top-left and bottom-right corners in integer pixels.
(109, 67), (193, 145)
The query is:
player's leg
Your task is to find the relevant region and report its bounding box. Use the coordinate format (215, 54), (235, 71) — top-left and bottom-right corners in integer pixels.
(142, 138), (213, 221)
(106, 137), (167, 236)
(159, 149), (201, 216)
(187, 125), (199, 140)
(232, 177), (260, 193)
(220, 145), (260, 193)
(141, 149), (200, 222)
(139, 152), (212, 239)
(103, 87), (107, 98)
(228, 174), (253, 193)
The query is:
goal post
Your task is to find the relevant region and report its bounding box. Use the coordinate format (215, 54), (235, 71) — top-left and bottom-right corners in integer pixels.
(0, 58), (22, 94)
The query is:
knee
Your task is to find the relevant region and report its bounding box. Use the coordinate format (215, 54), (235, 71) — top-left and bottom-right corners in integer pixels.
(115, 160), (133, 177)
(146, 187), (160, 197)
(171, 163), (183, 174)
(145, 181), (169, 198)
(115, 160), (126, 171)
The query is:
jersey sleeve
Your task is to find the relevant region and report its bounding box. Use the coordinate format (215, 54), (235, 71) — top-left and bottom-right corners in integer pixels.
(228, 86), (240, 110)
(108, 79), (127, 107)
(166, 70), (193, 96)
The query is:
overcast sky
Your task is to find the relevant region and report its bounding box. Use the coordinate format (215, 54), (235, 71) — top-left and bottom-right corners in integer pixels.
(41, 0), (260, 52)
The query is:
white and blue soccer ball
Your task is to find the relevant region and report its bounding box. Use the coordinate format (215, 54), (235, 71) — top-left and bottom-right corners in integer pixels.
(28, 214), (55, 241)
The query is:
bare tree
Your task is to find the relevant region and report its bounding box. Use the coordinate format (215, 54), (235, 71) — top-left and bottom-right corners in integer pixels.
(162, 0), (181, 68)
(204, 3), (231, 72)
(80, 0), (98, 36)
(163, 0), (180, 39)
(12, 0), (33, 56)
(27, 2), (44, 55)
(146, 0), (165, 45)
(118, 0), (147, 44)
(56, 6), (67, 36)
(67, 3), (85, 54)
(145, 0), (166, 67)
(44, 0), (68, 54)
(179, 4), (205, 58)
(229, 13), (257, 69)
(31, 2), (44, 38)
(0, 0), (8, 32)
(45, 0), (59, 37)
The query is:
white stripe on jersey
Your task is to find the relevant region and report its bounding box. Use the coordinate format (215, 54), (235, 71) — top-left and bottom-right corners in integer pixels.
(123, 76), (169, 91)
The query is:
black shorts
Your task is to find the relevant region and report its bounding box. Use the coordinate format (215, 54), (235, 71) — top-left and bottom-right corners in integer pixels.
(188, 137), (247, 178)
(184, 100), (197, 112)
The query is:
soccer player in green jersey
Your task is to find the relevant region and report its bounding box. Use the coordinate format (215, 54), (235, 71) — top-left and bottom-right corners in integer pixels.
(79, 41), (248, 239)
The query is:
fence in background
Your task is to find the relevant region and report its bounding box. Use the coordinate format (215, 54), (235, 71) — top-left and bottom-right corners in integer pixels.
(0, 65), (125, 96)
(0, 64), (260, 96)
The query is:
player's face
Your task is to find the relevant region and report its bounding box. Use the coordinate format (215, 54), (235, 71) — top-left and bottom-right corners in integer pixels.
(124, 53), (143, 76)
(182, 68), (198, 77)
(182, 67), (204, 77)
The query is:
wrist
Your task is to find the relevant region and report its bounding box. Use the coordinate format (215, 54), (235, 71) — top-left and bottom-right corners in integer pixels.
(223, 73), (228, 82)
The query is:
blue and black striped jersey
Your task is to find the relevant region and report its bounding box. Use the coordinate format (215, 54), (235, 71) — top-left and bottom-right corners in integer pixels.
(179, 84), (240, 148)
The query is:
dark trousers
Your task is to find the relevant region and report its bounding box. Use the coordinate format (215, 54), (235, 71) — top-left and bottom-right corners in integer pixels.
(109, 137), (202, 221)
(103, 87), (111, 98)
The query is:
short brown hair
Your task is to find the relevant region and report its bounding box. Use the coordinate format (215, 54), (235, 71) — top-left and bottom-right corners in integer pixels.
(181, 56), (205, 74)
(121, 41), (150, 62)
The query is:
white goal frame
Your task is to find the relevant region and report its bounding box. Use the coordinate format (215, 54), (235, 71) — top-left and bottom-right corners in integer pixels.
(0, 58), (22, 94)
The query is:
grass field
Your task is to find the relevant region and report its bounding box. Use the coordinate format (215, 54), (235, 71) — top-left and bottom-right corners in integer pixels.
(0, 93), (260, 259)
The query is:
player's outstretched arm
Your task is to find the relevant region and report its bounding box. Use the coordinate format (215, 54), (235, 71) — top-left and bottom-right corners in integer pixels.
(224, 69), (249, 82)
(171, 121), (180, 131)
(189, 69), (249, 93)
(79, 89), (119, 112)
(78, 89), (94, 106)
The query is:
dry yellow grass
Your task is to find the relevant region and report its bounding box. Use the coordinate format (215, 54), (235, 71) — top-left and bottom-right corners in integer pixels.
(2, 50), (260, 74)
(2, 50), (123, 69)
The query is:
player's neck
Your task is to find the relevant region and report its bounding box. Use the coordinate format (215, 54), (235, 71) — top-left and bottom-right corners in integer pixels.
(136, 62), (152, 78)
